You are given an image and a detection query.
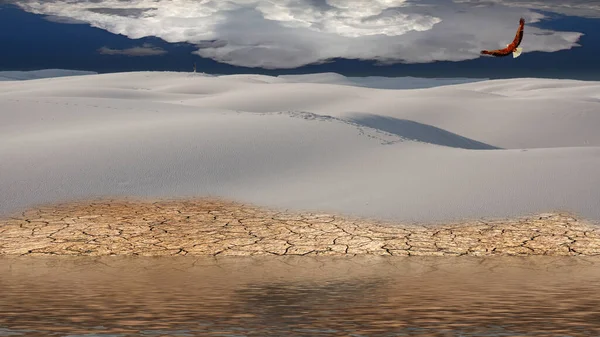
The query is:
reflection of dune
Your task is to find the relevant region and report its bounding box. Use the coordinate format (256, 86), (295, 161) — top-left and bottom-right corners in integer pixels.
(232, 259), (600, 335)
(2, 255), (600, 336)
(1, 72), (600, 223)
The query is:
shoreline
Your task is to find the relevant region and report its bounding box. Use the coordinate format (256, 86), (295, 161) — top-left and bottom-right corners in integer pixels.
(1, 197), (599, 257)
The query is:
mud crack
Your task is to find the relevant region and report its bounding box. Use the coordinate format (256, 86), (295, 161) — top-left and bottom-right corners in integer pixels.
(1, 198), (599, 256)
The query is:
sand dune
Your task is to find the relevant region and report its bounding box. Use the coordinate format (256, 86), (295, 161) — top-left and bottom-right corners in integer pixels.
(1, 71), (599, 222)
(278, 72), (489, 89)
(0, 69), (97, 81)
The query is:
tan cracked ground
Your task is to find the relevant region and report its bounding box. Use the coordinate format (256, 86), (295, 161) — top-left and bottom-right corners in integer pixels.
(1, 198), (600, 256)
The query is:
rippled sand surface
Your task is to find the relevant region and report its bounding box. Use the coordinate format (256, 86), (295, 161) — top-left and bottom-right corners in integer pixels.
(2, 256), (600, 336)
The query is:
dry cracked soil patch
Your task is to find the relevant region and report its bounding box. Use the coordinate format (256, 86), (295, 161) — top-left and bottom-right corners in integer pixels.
(1, 198), (600, 257)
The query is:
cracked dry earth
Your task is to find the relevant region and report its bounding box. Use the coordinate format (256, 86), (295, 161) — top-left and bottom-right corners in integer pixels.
(1, 198), (600, 257)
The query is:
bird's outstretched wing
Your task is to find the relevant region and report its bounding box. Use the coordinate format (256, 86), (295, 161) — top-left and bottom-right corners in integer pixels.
(481, 18), (525, 57)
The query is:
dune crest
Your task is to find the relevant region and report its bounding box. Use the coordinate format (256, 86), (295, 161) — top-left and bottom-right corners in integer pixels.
(1, 71), (599, 222)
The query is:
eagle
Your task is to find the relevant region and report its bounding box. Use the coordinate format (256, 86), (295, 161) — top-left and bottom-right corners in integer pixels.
(481, 18), (525, 58)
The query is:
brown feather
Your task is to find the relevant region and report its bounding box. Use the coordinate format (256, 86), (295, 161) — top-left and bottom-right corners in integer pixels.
(481, 18), (525, 57)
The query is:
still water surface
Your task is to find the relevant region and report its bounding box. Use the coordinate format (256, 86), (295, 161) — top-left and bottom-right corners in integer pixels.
(2, 256), (600, 336)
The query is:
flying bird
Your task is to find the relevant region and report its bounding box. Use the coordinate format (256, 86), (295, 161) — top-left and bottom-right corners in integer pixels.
(481, 18), (525, 58)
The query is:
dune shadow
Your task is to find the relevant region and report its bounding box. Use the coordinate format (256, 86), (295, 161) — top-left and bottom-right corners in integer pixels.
(346, 113), (501, 150)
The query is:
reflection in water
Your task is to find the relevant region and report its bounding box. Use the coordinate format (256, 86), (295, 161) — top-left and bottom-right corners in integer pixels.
(1, 256), (600, 336)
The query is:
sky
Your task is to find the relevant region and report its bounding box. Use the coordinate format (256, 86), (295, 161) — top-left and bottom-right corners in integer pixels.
(1, 0), (599, 79)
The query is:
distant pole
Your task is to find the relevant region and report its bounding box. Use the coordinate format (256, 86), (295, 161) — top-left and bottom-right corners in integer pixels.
(193, 62), (197, 73)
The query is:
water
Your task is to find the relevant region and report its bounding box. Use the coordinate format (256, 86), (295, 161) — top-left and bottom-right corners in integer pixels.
(2, 256), (600, 336)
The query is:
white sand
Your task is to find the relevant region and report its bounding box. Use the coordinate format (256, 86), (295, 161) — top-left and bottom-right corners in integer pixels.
(1, 71), (599, 223)
(278, 73), (489, 89)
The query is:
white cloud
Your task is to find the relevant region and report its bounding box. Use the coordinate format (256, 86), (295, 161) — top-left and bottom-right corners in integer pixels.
(11, 0), (590, 68)
(98, 43), (168, 56)
(454, 0), (600, 18)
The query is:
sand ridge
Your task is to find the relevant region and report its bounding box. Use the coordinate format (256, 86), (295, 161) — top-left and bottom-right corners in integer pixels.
(2, 72), (600, 222)
(1, 198), (599, 257)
